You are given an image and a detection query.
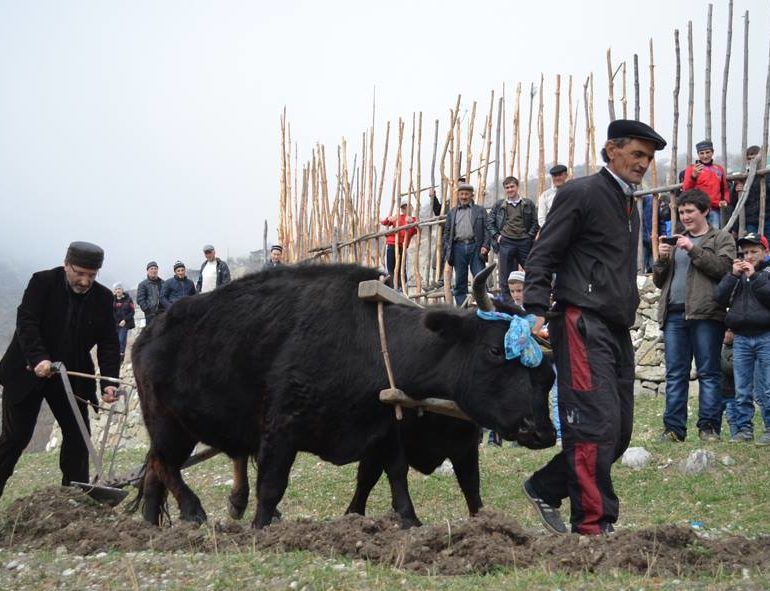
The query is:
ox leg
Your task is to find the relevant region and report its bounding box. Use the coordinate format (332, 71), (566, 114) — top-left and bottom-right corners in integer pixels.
(450, 445), (483, 516)
(345, 453), (385, 516)
(228, 456), (250, 520)
(252, 444), (297, 529)
(383, 442), (421, 528)
(142, 454), (168, 526)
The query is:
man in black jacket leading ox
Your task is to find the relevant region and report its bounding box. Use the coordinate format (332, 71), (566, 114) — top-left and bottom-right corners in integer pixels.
(522, 120), (666, 535)
(0, 242), (120, 497)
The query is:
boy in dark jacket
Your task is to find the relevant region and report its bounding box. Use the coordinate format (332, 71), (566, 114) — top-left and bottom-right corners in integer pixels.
(112, 283), (135, 364)
(161, 261), (197, 309)
(714, 233), (770, 444)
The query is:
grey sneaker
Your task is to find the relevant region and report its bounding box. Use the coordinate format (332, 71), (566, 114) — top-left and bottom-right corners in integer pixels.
(523, 479), (568, 534)
(756, 432), (770, 446)
(730, 430), (754, 443)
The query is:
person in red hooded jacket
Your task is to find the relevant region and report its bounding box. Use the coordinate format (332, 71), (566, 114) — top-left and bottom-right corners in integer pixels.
(682, 140), (730, 228)
(381, 202), (417, 290)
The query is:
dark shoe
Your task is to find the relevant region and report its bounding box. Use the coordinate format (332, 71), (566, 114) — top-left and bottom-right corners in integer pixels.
(730, 430), (754, 443)
(523, 479), (567, 534)
(698, 427), (720, 442)
(658, 430), (684, 442)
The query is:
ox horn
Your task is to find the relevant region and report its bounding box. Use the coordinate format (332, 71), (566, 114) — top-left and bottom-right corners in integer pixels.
(472, 263), (497, 312)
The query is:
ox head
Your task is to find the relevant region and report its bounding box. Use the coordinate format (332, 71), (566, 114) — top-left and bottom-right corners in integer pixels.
(422, 265), (556, 449)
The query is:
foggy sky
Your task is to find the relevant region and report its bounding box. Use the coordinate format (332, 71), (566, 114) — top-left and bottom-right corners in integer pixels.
(1, 0), (768, 289)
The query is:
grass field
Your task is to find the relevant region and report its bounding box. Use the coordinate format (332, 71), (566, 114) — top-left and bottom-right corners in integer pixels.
(1, 393), (769, 590)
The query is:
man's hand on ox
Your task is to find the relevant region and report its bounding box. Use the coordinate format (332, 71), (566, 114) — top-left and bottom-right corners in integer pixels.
(102, 387), (119, 404)
(33, 359), (53, 378)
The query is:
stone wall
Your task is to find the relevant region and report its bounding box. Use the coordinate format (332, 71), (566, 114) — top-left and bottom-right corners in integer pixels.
(632, 275), (665, 397)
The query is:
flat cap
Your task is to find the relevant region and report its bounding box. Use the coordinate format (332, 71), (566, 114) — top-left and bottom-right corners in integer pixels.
(270, 245), (283, 253)
(173, 261), (186, 270)
(65, 241), (104, 270)
(146, 261), (158, 270)
(202, 244), (215, 252)
(508, 270), (526, 283)
(457, 183), (475, 193)
(549, 164), (568, 175)
(696, 140), (714, 152)
(607, 119), (666, 151)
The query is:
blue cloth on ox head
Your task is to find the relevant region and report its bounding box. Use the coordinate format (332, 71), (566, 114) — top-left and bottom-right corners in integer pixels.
(476, 310), (543, 368)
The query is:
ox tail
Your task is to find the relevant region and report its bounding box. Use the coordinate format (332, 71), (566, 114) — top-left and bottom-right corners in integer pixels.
(124, 453), (148, 514)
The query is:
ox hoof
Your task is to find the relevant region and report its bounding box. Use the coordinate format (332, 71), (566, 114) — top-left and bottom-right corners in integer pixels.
(227, 495), (248, 520)
(180, 507), (208, 525)
(399, 517), (422, 529)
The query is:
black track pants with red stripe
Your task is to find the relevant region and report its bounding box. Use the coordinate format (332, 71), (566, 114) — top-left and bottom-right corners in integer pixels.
(528, 305), (634, 535)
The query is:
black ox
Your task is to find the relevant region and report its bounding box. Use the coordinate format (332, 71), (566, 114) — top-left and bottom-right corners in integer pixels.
(132, 263), (555, 528)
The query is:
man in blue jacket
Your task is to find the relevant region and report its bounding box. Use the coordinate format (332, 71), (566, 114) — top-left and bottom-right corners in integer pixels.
(161, 261), (196, 309)
(442, 183), (490, 305)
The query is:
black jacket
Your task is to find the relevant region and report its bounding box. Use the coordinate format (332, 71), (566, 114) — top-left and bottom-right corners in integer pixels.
(524, 168), (640, 328)
(136, 276), (164, 314)
(487, 197), (539, 251)
(196, 258), (231, 292)
(0, 267), (120, 404)
(442, 202), (490, 265)
(113, 294), (136, 330)
(161, 276), (197, 309)
(731, 174), (770, 226)
(714, 260), (770, 335)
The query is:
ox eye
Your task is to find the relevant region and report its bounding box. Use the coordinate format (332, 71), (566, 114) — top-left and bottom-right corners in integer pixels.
(489, 346), (503, 357)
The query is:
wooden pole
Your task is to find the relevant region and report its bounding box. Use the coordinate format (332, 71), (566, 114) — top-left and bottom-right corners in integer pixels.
(621, 61), (628, 119)
(606, 48), (616, 121)
(687, 21), (695, 162)
(706, 3), (713, 140)
(525, 83), (535, 192)
(634, 54), (640, 121)
(568, 75), (576, 174)
(721, 0), (734, 171)
(494, 95), (503, 202)
(502, 84), (507, 179)
(583, 76), (590, 175)
(537, 74), (546, 196)
(649, 38), (659, 260)
(669, 29), (682, 230)
(760, 38), (770, 236)
(589, 73), (596, 172)
(741, 11), (749, 159)
(375, 121), (391, 269)
(466, 101), (477, 181)
(511, 83), (521, 177)
(480, 90), (495, 203)
(553, 74), (561, 166)
(414, 112), (423, 294)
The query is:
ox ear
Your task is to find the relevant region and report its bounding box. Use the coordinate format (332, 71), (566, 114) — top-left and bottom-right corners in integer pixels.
(424, 310), (473, 341)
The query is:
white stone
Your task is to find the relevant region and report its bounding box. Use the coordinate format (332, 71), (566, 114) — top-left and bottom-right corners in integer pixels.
(720, 455), (736, 466)
(635, 365), (666, 382)
(679, 449), (716, 475)
(62, 568), (76, 577)
(621, 447), (652, 469)
(433, 459), (454, 476)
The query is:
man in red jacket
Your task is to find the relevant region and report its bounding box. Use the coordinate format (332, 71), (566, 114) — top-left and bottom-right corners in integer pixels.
(381, 203), (418, 291)
(683, 140), (730, 228)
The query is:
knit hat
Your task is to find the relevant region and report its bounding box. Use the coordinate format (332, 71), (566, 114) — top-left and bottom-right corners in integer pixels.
(146, 261), (158, 270)
(112, 282), (123, 291)
(173, 261), (186, 270)
(696, 140), (714, 153)
(508, 270), (526, 283)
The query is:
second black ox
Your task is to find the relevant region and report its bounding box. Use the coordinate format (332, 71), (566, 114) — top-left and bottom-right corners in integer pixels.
(132, 263), (555, 528)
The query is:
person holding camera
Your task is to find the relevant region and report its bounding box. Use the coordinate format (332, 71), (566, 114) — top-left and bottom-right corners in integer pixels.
(654, 189), (735, 442)
(714, 233), (770, 445)
(682, 140), (730, 229)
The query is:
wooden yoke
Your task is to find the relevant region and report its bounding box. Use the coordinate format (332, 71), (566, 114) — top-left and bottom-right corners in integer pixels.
(359, 279), (471, 423)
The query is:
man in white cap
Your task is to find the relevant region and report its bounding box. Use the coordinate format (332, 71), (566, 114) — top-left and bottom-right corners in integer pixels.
(0, 241), (120, 497)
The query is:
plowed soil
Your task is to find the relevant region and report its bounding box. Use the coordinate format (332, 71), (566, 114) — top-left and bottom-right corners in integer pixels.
(2, 487), (768, 576)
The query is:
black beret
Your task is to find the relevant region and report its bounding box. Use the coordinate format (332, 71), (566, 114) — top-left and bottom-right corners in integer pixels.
(607, 119), (666, 150)
(65, 241), (104, 270)
(696, 140), (713, 152)
(270, 245), (283, 253)
(146, 261), (158, 270)
(549, 164), (568, 175)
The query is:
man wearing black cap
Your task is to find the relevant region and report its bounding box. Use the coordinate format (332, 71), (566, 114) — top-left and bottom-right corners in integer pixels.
(160, 262), (196, 309)
(523, 120), (666, 535)
(196, 244), (231, 294)
(683, 140), (730, 228)
(0, 241), (120, 497)
(136, 261), (164, 326)
(442, 183), (490, 305)
(538, 164), (569, 227)
(262, 245), (284, 270)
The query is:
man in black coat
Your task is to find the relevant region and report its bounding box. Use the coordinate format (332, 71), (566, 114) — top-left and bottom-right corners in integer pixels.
(522, 120), (666, 535)
(442, 183), (490, 305)
(0, 242), (120, 497)
(136, 261), (164, 326)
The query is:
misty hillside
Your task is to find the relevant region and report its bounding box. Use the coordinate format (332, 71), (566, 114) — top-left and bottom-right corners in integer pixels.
(0, 261), (27, 353)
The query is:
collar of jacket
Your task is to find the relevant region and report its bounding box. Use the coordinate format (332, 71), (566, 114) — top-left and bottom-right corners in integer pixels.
(600, 166), (636, 196)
